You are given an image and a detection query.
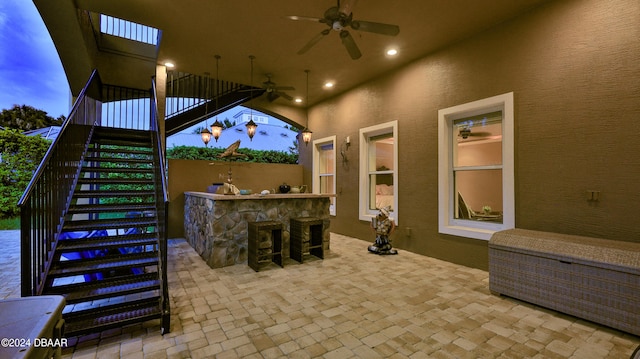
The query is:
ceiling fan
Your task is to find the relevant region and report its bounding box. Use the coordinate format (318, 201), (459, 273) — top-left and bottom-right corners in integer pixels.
(286, 0), (400, 60)
(261, 74), (295, 102)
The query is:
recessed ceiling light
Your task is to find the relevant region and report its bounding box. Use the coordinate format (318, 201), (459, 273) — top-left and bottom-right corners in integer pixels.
(164, 62), (175, 68)
(386, 48), (398, 56)
(324, 81), (334, 88)
(294, 98), (303, 103)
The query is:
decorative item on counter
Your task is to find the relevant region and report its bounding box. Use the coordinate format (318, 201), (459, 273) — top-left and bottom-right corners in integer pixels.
(223, 182), (240, 195)
(279, 183), (291, 193)
(207, 182), (224, 193)
(239, 189), (253, 195)
(290, 185), (307, 193)
(483, 205), (492, 214)
(260, 190), (270, 196)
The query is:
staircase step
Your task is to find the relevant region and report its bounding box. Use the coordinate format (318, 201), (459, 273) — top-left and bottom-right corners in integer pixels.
(87, 147), (153, 157)
(63, 217), (156, 231)
(84, 156), (153, 164)
(45, 273), (160, 304)
(63, 297), (162, 337)
(92, 127), (152, 140)
(68, 203), (155, 214)
(49, 252), (158, 278)
(57, 232), (158, 252)
(92, 138), (152, 147)
(76, 177), (154, 185)
(71, 190), (155, 198)
(80, 166), (154, 174)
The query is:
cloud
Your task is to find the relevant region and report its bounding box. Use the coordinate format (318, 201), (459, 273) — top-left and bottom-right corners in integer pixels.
(0, 0), (69, 117)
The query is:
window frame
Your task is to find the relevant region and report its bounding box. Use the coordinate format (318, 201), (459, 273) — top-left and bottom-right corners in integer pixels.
(312, 135), (337, 216)
(359, 120), (398, 224)
(438, 93), (514, 240)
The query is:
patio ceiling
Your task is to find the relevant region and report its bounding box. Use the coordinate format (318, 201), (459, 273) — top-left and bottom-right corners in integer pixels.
(37, 0), (550, 108)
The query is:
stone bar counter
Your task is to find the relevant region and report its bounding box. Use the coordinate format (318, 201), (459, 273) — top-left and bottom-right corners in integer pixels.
(184, 192), (333, 269)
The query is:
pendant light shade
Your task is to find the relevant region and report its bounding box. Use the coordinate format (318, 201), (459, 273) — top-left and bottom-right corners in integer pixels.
(211, 119), (223, 141)
(245, 119), (257, 140)
(201, 128), (212, 147)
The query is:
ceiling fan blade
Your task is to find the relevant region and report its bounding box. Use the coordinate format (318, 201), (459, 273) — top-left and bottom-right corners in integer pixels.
(267, 92), (280, 102)
(340, 30), (362, 59)
(350, 20), (400, 36)
(274, 86), (295, 91)
(286, 15), (324, 23)
(338, 0), (359, 16)
(298, 29), (330, 55)
(277, 91), (293, 101)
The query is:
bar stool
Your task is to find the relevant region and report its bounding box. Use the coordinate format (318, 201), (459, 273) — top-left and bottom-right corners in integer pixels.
(248, 221), (283, 271)
(290, 217), (324, 263)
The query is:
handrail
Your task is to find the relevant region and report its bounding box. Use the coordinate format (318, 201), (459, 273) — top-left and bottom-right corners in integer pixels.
(151, 78), (171, 334)
(18, 69), (101, 207)
(19, 69), (102, 296)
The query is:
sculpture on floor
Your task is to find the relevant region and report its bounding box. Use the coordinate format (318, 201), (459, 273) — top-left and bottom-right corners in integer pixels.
(368, 206), (398, 255)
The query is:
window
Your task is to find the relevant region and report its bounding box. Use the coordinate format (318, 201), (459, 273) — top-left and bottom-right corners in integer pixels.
(438, 93), (514, 240)
(359, 121), (398, 223)
(312, 136), (337, 215)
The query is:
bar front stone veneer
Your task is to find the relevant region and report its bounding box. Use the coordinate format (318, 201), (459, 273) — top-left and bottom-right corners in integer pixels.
(184, 192), (333, 268)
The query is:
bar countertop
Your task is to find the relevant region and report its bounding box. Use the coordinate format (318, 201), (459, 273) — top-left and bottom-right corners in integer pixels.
(184, 191), (335, 200)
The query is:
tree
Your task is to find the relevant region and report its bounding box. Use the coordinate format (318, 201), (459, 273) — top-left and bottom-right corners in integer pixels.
(0, 129), (51, 217)
(0, 105), (64, 131)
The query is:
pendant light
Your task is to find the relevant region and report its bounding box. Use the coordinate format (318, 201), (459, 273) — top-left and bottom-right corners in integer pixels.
(210, 55), (223, 142)
(245, 55), (258, 141)
(200, 71), (212, 147)
(301, 69), (312, 146)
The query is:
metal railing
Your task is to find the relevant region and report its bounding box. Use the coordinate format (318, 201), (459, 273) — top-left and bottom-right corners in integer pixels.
(18, 70), (102, 296)
(18, 70), (170, 303)
(151, 78), (171, 334)
(165, 71), (248, 118)
(101, 84), (153, 130)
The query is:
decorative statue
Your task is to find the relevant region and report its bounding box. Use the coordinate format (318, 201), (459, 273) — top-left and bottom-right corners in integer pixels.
(368, 206), (398, 255)
(218, 140), (247, 159)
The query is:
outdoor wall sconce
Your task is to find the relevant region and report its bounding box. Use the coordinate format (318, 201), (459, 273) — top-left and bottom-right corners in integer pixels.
(301, 128), (313, 146)
(301, 70), (312, 146)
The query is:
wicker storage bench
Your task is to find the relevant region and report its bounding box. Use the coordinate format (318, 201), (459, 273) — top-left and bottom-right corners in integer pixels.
(489, 228), (640, 336)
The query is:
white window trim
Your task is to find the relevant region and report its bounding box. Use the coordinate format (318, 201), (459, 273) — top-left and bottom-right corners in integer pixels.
(438, 93), (514, 240)
(359, 120), (399, 224)
(312, 135), (337, 216)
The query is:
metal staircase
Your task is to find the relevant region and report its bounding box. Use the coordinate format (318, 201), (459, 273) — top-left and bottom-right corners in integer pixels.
(41, 127), (165, 336)
(19, 71), (170, 338)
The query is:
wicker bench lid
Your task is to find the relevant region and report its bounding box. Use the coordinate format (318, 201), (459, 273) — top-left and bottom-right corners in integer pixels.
(489, 228), (640, 272)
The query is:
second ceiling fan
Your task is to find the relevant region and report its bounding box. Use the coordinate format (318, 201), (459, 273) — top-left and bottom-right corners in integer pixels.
(287, 0), (400, 60)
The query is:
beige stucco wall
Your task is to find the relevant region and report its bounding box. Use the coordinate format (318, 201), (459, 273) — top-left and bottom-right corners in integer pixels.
(300, 0), (640, 269)
(167, 159), (303, 238)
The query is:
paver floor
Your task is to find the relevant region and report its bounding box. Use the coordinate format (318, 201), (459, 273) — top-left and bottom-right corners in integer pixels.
(1, 230), (638, 358)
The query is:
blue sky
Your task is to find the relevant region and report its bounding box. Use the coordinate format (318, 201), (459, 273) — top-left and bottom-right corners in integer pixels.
(0, 0), (70, 118)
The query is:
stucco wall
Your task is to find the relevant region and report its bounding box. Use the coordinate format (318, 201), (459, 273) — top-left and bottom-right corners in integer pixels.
(301, 0), (640, 269)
